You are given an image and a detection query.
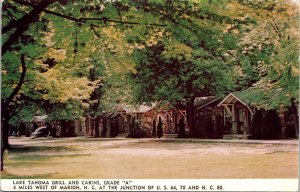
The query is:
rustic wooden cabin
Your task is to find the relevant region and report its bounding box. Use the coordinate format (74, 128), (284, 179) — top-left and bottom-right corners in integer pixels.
(217, 92), (254, 139)
(113, 104), (128, 134)
(218, 90), (299, 139)
(172, 102), (189, 135)
(29, 115), (84, 137)
(123, 101), (186, 137)
(85, 104), (128, 137)
(195, 97), (223, 138)
(85, 115), (95, 136)
(152, 101), (174, 134)
(123, 103), (157, 136)
(172, 97), (222, 138)
(53, 119), (80, 137)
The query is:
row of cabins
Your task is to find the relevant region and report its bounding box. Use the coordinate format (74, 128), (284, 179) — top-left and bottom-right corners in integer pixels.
(85, 90), (298, 139)
(19, 90), (298, 139)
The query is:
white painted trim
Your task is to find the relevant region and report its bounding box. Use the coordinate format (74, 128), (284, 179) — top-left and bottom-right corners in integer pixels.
(218, 93), (254, 115)
(224, 105), (233, 117)
(217, 93), (235, 107)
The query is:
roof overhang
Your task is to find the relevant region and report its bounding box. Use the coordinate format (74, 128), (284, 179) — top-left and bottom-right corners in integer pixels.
(218, 93), (254, 114)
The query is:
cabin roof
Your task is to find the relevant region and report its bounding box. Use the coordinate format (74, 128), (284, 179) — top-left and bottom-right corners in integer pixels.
(195, 96), (219, 109)
(218, 89), (266, 106)
(217, 89), (269, 114)
(123, 103), (157, 113)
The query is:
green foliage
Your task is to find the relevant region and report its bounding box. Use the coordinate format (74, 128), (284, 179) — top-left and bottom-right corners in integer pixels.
(251, 109), (282, 139)
(2, 0), (298, 127)
(234, 0), (299, 106)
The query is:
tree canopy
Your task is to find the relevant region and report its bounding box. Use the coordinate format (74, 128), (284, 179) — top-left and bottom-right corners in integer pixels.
(1, 0), (299, 136)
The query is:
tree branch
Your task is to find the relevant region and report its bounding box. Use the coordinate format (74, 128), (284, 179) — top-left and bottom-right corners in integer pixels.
(2, 0), (56, 55)
(269, 19), (282, 39)
(2, 54), (27, 110)
(145, 3), (198, 35)
(11, 0), (166, 27)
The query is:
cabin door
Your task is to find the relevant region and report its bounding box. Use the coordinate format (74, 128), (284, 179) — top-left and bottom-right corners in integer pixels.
(237, 108), (246, 134)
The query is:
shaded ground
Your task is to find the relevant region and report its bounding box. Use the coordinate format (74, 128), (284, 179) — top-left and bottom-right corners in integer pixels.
(1, 137), (298, 179)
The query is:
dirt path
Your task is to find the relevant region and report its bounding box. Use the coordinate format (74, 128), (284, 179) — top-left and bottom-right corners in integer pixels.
(1, 137), (298, 179)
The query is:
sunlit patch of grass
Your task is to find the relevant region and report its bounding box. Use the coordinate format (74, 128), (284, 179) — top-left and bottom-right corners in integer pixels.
(11, 155), (51, 162)
(6, 155), (59, 168)
(0, 171), (58, 179)
(6, 152), (91, 168)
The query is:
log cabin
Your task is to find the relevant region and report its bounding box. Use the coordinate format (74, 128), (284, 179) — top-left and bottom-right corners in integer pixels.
(218, 90), (299, 139)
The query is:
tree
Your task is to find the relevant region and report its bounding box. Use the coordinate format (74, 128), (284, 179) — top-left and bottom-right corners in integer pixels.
(109, 118), (119, 138)
(252, 109), (264, 139)
(178, 117), (185, 138)
(1, 0), (140, 170)
(152, 119), (157, 137)
(1, 0), (298, 171)
(130, 0), (238, 137)
(232, 0), (299, 107)
(2, 0), (165, 149)
(129, 0), (299, 137)
(252, 109), (282, 139)
(109, 119), (115, 137)
(101, 117), (107, 137)
(157, 117), (163, 139)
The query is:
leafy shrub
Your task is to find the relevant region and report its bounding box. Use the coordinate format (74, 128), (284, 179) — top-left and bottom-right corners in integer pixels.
(157, 116), (163, 138)
(127, 118), (146, 138)
(152, 119), (156, 137)
(251, 109), (282, 139)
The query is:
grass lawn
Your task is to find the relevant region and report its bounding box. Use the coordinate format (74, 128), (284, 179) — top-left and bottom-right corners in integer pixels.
(1, 137), (298, 179)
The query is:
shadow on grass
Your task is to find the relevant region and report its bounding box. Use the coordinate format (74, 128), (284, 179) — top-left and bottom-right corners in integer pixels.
(75, 138), (126, 142)
(8, 145), (76, 153)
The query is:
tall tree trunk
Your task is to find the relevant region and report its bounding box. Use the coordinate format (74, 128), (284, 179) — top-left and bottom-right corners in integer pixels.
(101, 118), (107, 137)
(94, 117), (100, 138)
(2, 55), (27, 110)
(1, 122), (3, 171)
(1, 115), (11, 171)
(2, 119), (10, 150)
(186, 98), (196, 138)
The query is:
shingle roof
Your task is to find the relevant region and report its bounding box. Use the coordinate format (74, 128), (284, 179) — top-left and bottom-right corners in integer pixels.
(123, 103), (157, 113)
(219, 88), (286, 110)
(194, 96), (219, 109)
